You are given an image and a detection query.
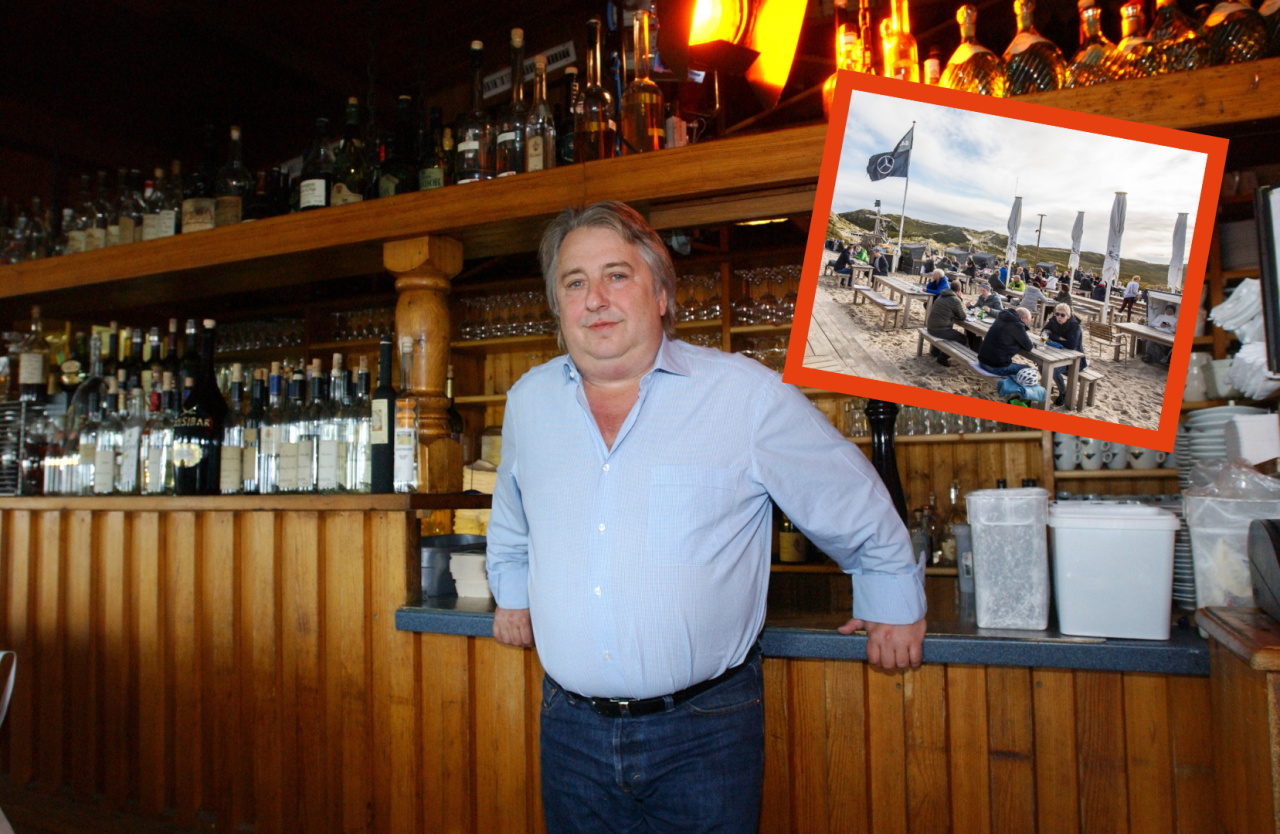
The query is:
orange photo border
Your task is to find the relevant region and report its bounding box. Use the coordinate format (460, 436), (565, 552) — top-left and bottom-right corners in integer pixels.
(783, 69), (1229, 452)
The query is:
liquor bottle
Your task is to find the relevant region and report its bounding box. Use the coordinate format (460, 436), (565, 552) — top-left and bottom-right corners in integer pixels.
(65, 173), (91, 254)
(142, 372), (175, 494)
(115, 387), (146, 494)
(886, 0), (920, 81)
(102, 321), (120, 383)
(94, 377), (122, 495)
(299, 118), (336, 210)
(1003, 0), (1066, 94)
(214, 126), (253, 227)
(940, 479), (966, 566)
(85, 170), (110, 251)
(165, 160), (185, 234)
(393, 337), (420, 493)
(333, 97), (369, 204)
(576, 18), (616, 162)
(924, 45), (943, 85)
(446, 364), (464, 441)
(496, 29), (529, 177)
(1203, 1), (1268, 64)
(1067, 3), (1116, 88)
(1148, 0), (1211, 73)
(18, 305), (50, 403)
(218, 363), (245, 494)
(60, 331), (89, 393)
(258, 362), (284, 493)
(456, 41), (496, 183)
(126, 327), (146, 390)
(172, 321), (228, 495)
(106, 168), (126, 246)
(349, 355), (373, 493)
(370, 338), (396, 493)
(182, 133), (217, 234)
(53, 207), (75, 256)
(377, 95), (419, 197)
(941, 6), (1009, 96)
(317, 354), (347, 493)
(777, 513), (807, 563)
(294, 363), (323, 493)
(557, 65), (580, 165)
(1263, 0), (1280, 57)
(181, 319), (200, 386)
(240, 369), (264, 493)
(160, 318), (180, 380)
(281, 369), (307, 493)
(621, 11), (663, 154)
(525, 56), (557, 172)
(1107, 2), (1162, 80)
(141, 168), (164, 241)
(419, 106), (452, 189)
(144, 326), (162, 387)
(117, 169), (144, 244)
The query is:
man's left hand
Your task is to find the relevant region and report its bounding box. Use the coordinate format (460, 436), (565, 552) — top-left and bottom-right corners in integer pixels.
(838, 617), (926, 670)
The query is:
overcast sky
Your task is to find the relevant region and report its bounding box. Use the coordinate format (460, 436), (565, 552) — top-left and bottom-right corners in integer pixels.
(831, 89), (1210, 264)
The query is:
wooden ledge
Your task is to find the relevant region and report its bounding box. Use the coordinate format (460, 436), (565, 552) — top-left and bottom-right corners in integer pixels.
(0, 492), (492, 512)
(1197, 606), (1280, 671)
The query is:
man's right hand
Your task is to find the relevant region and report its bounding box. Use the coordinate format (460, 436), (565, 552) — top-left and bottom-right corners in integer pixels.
(493, 607), (535, 648)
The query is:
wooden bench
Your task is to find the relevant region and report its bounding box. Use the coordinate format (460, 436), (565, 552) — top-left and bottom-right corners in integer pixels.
(852, 284), (902, 329)
(1074, 366), (1103, 410)
(916, 329), (981, 367)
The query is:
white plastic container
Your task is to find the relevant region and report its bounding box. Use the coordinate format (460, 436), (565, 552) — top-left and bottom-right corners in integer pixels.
(1047, 503), (1180, 639)
(966, 488), (1050, 630)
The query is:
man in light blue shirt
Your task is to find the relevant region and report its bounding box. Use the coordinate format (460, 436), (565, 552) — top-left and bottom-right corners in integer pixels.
(487, 201), (925, 834)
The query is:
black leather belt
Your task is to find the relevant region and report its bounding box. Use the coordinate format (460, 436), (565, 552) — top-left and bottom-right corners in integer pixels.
(576, 641), (761, 719)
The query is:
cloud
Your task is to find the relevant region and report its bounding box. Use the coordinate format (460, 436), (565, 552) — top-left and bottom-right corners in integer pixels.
(832, 89), (1209, 264)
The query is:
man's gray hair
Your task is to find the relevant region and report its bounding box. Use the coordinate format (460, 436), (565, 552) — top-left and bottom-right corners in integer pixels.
(933, 268), (946, 282)
(1015, 307), (1032, 323)
(1055, 302), (1072, 314)
(538, 201), (678, 344)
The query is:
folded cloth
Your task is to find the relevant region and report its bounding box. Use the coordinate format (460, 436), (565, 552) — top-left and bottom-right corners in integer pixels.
(997, 377), (1047, 403)
(968, 360), (1004, 379)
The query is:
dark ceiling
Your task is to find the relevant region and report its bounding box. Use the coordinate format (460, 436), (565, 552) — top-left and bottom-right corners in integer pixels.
(0, 0), (1175, 207)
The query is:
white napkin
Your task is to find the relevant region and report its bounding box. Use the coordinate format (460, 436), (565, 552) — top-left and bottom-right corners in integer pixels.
(1224, 414), (1280, 465)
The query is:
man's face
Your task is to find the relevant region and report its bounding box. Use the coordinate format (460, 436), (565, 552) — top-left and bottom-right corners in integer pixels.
(554, 226), (668, 378)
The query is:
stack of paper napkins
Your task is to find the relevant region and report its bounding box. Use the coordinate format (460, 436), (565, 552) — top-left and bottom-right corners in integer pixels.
(1225, 415), (1280, 465)
(456, 460), (496, 536)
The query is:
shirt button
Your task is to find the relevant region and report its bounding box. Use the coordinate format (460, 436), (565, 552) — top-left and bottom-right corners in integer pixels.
(602, 464), (610, 472)
(598, 523), (605, 532)
(594, 587), (601, 596)
(604, 652), (611, 661)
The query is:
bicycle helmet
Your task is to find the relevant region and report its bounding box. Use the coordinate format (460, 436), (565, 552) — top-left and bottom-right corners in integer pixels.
(1014, 367), (1040, 388)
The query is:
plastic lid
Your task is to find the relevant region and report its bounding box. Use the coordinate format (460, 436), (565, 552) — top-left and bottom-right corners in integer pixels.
(1048, 502), (1180, 530)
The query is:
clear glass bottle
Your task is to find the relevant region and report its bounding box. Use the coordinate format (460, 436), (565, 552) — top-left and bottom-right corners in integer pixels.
(1067, 4), (1116, 88)
(257, 362), (284, 494)
(66, 173), (92, 254)
(78, 375), (103, 495)
(887, 0), (921, 81)
(456, 41), (496, 183)
(621, 10), (664, 154)
(333, 97), (369, 204)
(277, 369), (305, 493)
(142, 371), (175, 495)
(1203, 1), (1268, 64)
(93, 377), (122, 495)
(159, 161), (183, 237)
(1149, 0), (1211, 73)
(18, 304), (50, 403)
(370, 339), (396, 493)
(299, 118), (336, 210)
(215, 126), (253, 226)
(1262, 0), (1280, 57)
(172, 320), (228, 495)
(496, 28), (528, 177)
(941, 5), (1009, 96)
(393, 337), (420, 493)
(317, 354), (347, 494)
(1107, 2), (1163, 80)
(116, 387), (147, 494)
(141, 168), (164, 241)
(576, 18), (616, 162)
(526, 56), (557, 171)
(418, 106), (452, 189)
(349, 354), (373, 493)
(219, 363), (245, 494)
(1003, 0), (1066, 94)
(377, 95), (419, 197)
(120, 169), (145, 243)
(240, 369), (265, 493)
(85, 170), (110, 250)
(106, 167), (126, 246)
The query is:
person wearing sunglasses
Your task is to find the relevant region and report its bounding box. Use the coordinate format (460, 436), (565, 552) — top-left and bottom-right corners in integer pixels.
(1040, 302), (1088, 408)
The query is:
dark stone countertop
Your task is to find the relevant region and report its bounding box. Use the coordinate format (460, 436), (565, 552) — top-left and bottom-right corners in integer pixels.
(395, 597), (1209, 677)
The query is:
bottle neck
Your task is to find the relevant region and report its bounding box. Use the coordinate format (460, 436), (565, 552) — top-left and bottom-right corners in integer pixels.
(378, 342), (394, 390)
(512, 46), (525, 105)
(472, 53), (485, 112)
(534, 68), (547, 105)
(634, 13), (651, 80)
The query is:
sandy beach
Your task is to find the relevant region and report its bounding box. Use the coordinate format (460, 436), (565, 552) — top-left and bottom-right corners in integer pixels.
(802, 260), (1172, 430)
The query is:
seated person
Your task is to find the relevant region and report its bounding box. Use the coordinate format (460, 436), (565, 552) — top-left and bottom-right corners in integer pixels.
(871, 247), (890, 276)
(1019, 282), (1047, 318)
(1044, 271), (1058, 293)
(1007, 272), (1026, 292)
(990, 263), (1008, 292)
(977, 307), (1034, 377)
(968, 283), (1003, 315)
(1041, 303), (1088, 407)
(925, 285), (968, 367)
(997, 366), (1047, 405)
(964, 258), (978, 282)
(1055, 285), (1073, 306)
(1143, 304), (1179, 365)
(1091, 281), (1108, 301)
(854, 245), (870, 264)
(923, 268), (949, 296)
(830, 245), (855, 288)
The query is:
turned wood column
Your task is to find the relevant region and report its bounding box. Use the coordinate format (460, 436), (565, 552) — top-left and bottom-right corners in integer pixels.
(384, 235), (464, 493)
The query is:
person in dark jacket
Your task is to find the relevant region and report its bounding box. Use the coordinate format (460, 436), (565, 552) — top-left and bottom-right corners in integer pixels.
(925, 287), (968, 366)
(977, 308), (1034, 376)
(1055, 285), (1073, 306)
(831, 245), (855, 287)
(968, 283), (1003, 315)
(871, 247), (890, 276)
(1040, 303), (1088, 407)
(923, 268), (949, 296)
(989, 264), (1007, 293)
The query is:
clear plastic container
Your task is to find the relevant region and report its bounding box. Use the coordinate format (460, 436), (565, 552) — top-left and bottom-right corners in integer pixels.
(965, 488), (1050, 630)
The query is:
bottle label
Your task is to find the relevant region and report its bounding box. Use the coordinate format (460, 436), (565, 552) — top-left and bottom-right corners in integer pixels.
(480, 434), (503, 466)
(140, 216), (160, 241)
(220, 445), (243, 493)
(85, 228), (107, 250)
(157, 209), (178, 236)
(172, 442), (203, 469)
(94, 445), (116, 494)
(497, 132), (516, 145)
(377, 174), (401, 198)
(215, 196), (242, 227)
(118, 217), (136, 242)
(18, 353), (45, 386)
(299, 179), (327, 209)
(317, 439), (342, 490)
(182, 198), (216, 232)
(106, 224), (121, 247)
(331, 183), (363, 205)
(371, 399), (390, 445)
(145, 446), (164, 493)
(527, 137), (544, 171)
(419, 168), (444, 190)
(456, 140), (480, 152)
(241, 428), (258, 486)
(297, 439), (316, 489)
(278, 442), (299, 491)
(120, 428), (142, 492)
(779, 531), (806, 564)
(66, 230), (86, 253)
(393, 430), (417, 491)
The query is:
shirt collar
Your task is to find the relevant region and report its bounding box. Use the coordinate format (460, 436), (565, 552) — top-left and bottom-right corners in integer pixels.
(560, 333), (691, 384)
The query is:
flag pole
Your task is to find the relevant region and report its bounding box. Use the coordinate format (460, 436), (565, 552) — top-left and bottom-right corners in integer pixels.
(893, 121), (914, 274)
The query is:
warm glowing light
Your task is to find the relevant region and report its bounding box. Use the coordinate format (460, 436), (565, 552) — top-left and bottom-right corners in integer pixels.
(690, 0), (743, 45)
(735, 217), (789, 225)
(743, 0), (807, 94)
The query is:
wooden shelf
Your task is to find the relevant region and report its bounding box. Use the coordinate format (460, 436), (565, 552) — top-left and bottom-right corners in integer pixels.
(455, 394), (508, 405)
(1054, 469), (1180, 479)
(730, 323), (793, 335)
(675, 319), (725, 330)
(310, 338), (384, 351)
(849, 430), (1045, 444)
(1224, 268), (1260, 282)
(770, 563), (958, 577)
(450, 333), (559, 354)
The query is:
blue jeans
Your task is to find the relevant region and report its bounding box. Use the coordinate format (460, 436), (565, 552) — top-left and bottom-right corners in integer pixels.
(978, 360), (1028, 377)
(540, 652), (765, 834)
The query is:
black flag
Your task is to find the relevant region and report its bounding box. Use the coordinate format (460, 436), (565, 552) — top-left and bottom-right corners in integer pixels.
(866, 126), (914, 182)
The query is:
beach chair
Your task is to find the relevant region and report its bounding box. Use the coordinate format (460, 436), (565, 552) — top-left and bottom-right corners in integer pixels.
(1088, 321), (1129, 364)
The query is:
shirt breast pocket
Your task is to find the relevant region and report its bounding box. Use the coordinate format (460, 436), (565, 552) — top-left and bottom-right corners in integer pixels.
(647, 465), (738, 567)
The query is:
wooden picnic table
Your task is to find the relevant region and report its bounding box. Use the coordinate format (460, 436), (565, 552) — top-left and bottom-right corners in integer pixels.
(873, 273), (931, 329)
(1114, 322), (1176, 360)
(959, 317), (1087, 411)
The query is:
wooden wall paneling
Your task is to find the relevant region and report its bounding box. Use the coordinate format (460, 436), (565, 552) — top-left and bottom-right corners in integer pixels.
(985, 666), (1036, 834)
(946, 665), (992, 834)
(167, 511), (202, 826)
(980, 442), (1002, 492)
(1002, 441), (1028, 488)
(1075, 670), (1130, 833)
(419, 632), (474, 834)
(525, 648), (546, 834)
(473, 638), (529, 832)
(35, 511), (64, 792)
(243, 511), (281, 833)
(954, 441), (979, 496)
(201, 510), (240, 830)
(100, 510), (129, 807)
(1166, 674), (1219, 834)
(4, 511), (33, 787)
(133, 511), (166, 814)
(760, 657), (791, 834)
(824, 659), (869, 834)
(789, 658), (833, 833)
(64, 510), (96, 798)
(280, 511), (325, 833)
(1032, 667), (1081, 834)
(866, 667), (907, 834)
(369, 511), (419, 834)
(930, 443), (955, 520)
(1210, 641), (1274, 834)
(903, 663), (951, 833)
(1123, 673), (1175, 834)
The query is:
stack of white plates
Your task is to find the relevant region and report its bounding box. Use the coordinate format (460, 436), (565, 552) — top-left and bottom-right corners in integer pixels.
(1176, 405), (1268, 489)
(1166, 497), (1196, 608)
(449, 553), (493, 599)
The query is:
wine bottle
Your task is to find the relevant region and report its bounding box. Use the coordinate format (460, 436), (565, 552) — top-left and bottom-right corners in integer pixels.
(332, 97), (369, 204)
(182, 126), (218, 233)
(456, 41), (496, 183)
(575, 17), (616, 162)
(172, 319), (228, 495)
(241, 369), (265, 493)
(418, 106), (452, 189)
(258, 362), (284, 494)
(620, 10), (663, 154)
(495, 28), (528, 177)
(350, 355), (373, 493)
(215, 126), (253, 227)
(370, 338), (396, 493)
(377, 95), (419, 197)
(557, 65), (580, 165)
(220, 363), (245, 494)
(18, 304), (50, 403)
(394, 336), (420, 494)
(299, 117), (336, 210)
